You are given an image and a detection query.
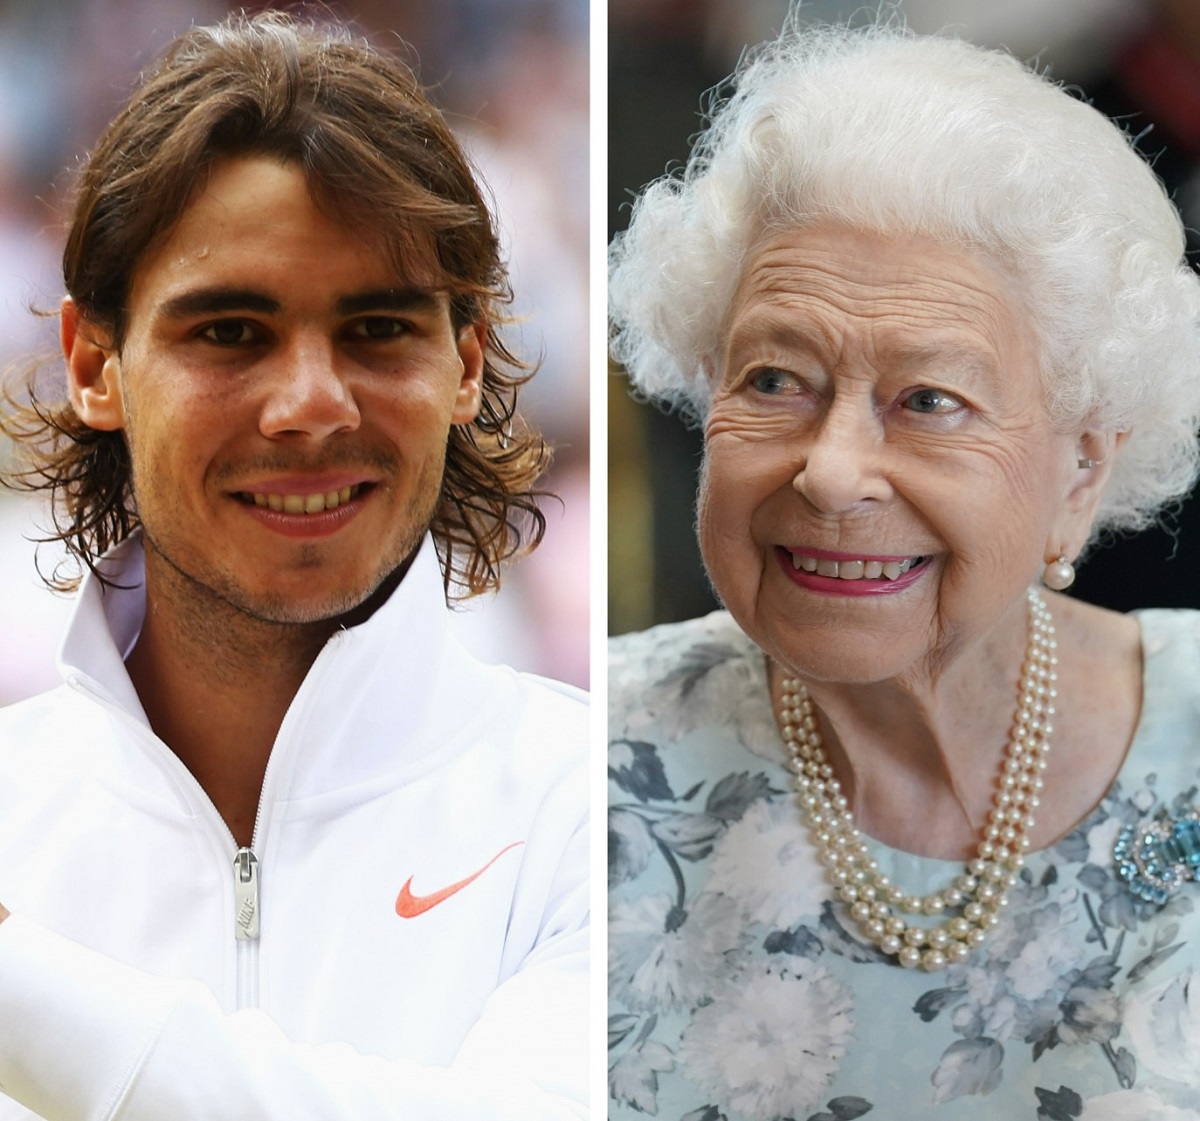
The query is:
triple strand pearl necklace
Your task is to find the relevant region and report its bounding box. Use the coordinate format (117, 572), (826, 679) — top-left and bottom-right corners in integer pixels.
(778, 588), (1058, 972)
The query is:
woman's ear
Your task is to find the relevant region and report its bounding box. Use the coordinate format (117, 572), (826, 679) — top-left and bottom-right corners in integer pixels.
(61, 297), (126, 431)
(1046, 428), (1128, 560)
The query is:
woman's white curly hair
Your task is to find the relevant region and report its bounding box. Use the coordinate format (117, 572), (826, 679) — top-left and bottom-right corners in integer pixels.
(608, 14), (1200, 539)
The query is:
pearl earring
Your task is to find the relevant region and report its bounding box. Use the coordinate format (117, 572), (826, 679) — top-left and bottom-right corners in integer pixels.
(1042, 555), (1075, 591)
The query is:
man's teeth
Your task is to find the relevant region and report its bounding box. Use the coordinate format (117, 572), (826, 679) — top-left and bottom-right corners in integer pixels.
(250, 485), (358, 514)
(792, 553), (922, 580)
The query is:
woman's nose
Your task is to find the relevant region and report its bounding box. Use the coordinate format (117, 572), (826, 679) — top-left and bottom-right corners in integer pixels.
(791, 397), (891, 512)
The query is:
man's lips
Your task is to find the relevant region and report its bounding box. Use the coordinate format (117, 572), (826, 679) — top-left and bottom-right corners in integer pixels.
(230, 475), (377, 516)
(238, 484), (362, 515)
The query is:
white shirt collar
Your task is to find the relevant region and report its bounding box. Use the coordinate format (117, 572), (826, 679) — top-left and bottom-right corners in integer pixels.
(56, 532), (450, 733)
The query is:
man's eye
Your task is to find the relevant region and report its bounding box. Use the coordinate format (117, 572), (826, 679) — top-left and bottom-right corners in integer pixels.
(349, 317), (409, 340)
(199, 321), (254, 346)
(902, 387), (963, 414)
(749, 367), (800, 394)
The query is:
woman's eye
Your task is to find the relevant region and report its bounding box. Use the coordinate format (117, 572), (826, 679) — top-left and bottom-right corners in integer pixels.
(902, 387), (963, 414)
(749, 367), (800, 395)
(349, 317), (408, 340)
(200, 320), (254, 346)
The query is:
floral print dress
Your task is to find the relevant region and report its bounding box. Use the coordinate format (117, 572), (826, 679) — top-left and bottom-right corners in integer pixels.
(609, 609), (1200, 1120)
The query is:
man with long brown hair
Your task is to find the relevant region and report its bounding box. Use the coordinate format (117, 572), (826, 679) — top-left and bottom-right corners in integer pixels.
(0, 13), (587, 1119)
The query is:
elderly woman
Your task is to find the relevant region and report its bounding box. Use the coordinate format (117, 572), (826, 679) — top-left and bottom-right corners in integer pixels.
(608, 17), (1200, 1121)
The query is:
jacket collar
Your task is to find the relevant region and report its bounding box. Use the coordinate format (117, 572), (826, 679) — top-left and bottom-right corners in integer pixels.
(57, 536), (149, 721)
(56, 533), (458, 778)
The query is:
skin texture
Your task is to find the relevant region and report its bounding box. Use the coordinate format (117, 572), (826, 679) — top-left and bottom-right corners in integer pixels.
(699, 223), (1140, 858)
(58, 156), (484, 845)
(67, 156), (482, 627)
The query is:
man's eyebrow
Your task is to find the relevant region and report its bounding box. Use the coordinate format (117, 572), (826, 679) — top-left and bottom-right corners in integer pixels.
(336, 288), (445, 317)
(156, 288), (281, 319)
(152, 286), (446, 322)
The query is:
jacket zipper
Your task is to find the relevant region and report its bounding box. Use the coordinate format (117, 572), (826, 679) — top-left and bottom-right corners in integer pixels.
(233, 848), (261, 940)
(68, 634), (341, 1011)
(234, 847), (262, 1008)
(230, 642), (334, 1008)
(67, 677), (272, 1008)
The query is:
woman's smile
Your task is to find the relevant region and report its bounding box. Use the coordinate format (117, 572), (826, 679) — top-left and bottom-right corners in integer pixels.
(699, 223), (1079, 683)
(776, 546), (932, 594)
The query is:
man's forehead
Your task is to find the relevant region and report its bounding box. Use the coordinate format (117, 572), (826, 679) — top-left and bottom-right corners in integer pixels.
(127, 155), (453, 316)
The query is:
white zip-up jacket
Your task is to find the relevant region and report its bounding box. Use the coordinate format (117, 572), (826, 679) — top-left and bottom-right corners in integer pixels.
(0, 536), (589, 1120)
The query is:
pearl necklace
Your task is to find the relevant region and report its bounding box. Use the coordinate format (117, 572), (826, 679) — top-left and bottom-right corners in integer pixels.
(778, 588), (1057, 972)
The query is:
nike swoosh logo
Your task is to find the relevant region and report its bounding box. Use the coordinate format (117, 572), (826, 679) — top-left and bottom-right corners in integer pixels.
(395, 840), (525, 919)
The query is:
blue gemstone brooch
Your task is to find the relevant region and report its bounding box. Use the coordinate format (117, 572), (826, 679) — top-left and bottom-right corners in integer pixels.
(1115, 810), (1200, 906)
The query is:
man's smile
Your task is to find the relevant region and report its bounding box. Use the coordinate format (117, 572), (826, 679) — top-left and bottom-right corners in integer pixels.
(238, 483), (365, 514)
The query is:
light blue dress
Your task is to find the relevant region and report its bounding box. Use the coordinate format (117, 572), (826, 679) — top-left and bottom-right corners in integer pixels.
(609, 609), (1200, 1120)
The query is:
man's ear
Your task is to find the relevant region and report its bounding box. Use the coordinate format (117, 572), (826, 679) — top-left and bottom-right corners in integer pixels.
(451, 320), (485, 426)
(61, 297), (126, 431)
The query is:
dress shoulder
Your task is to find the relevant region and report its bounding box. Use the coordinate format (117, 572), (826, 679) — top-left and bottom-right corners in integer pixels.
(1135, 606), (1200, 674)
(609, 611), (759, 718)
(1129, 608), (1200, 786)
(608, 610), (785, 777)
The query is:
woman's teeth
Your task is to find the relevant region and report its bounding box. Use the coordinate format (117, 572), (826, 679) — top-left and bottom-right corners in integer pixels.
(248, 484), (359, 514)
(791, 553), (922, 580)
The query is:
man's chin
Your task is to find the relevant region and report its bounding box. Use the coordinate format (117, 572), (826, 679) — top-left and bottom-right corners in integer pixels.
(219, 560), (414, 628)
(141, 522), (428, 631)
(232, 592), (372, 627)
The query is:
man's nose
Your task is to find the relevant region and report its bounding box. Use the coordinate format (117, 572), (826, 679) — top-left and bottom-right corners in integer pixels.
(257, 338), (361, 440)
(791, 396), (892, 512)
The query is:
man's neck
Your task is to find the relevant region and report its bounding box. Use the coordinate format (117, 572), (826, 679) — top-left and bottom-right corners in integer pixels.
(124, 553), (341, 848)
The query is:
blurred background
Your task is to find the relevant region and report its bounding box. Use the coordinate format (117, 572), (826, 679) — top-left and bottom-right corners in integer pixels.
(0, 0), (589, 704)
(609, 0), (1200, 635)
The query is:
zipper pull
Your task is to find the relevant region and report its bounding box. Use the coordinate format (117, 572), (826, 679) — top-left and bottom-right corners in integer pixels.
(233, 848), (260, 941)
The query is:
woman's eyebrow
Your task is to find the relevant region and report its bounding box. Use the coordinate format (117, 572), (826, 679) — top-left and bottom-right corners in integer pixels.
(726, 311), (828, 355)
(886, 342), (997, 381)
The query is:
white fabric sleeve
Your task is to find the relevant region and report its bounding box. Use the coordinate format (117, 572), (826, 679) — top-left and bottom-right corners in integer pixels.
(0, 893), (588, 1120)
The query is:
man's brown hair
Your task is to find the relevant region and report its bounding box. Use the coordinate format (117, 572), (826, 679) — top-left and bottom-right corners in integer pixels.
(2, 11), (549, 597)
